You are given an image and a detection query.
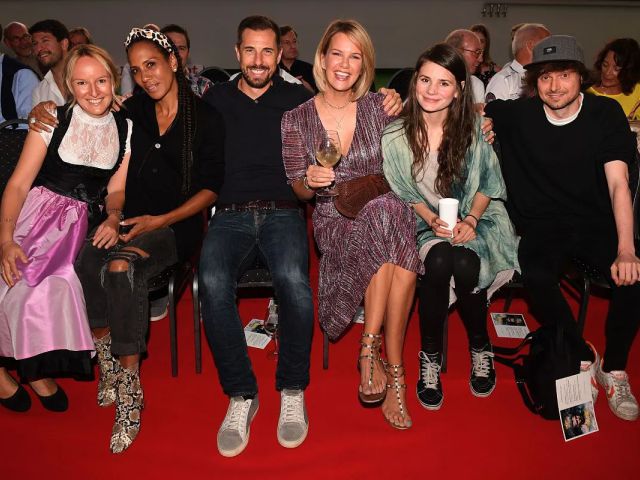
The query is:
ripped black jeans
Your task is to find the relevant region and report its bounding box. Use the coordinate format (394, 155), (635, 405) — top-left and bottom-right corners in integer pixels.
(74, 228), (178, 356)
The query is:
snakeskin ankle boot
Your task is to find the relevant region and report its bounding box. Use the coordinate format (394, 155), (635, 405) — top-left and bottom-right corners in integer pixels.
(110, 365), (144, 454)
(94, 334), (119, 407)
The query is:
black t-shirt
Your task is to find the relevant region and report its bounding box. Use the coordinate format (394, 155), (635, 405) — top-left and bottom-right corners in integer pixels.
(485, 94), (636, 234)
(279, 59), (317, 92)
(123, 93), (225, 259)
(202, 75), (312, 204)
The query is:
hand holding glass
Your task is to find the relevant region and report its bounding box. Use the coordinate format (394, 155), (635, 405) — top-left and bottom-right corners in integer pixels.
(315, 130), (341, 197)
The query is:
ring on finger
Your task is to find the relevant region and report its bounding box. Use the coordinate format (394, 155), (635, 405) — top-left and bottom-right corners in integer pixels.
(29, 117), (36, 124)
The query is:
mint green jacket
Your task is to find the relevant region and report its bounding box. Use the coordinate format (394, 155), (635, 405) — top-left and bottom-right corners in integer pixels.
(382, 118), (519, 294)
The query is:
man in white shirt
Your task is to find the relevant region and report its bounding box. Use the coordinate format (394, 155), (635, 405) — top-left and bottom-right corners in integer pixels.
(445, 29), (486, 110)
(0, 24), (40, 124)
(29, 19), (70, 106)
(485, 23), (550, 102)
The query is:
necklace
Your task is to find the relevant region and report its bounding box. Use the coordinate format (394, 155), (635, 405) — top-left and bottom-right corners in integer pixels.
(321, 92), (351, 109)
(320, 93), (352, 130)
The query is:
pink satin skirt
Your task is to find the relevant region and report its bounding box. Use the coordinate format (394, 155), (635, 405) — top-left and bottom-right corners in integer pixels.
(0, 187), (94, 360)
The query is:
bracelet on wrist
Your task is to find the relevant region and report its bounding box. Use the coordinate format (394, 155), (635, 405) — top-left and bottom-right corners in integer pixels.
(465, 213), (479, 227)
(303, 176), (313, 191)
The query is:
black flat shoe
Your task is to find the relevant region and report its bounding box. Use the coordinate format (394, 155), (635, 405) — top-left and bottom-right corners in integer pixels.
(0, 384), (32, 412)
(35, 384), (68, 412)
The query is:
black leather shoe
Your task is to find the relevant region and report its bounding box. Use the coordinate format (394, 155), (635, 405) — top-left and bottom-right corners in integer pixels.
(35, 384), (68, 412)
(0, 384), (32, 412)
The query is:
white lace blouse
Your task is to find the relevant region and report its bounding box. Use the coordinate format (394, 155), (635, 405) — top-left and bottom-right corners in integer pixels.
(39, 104), (132, 169)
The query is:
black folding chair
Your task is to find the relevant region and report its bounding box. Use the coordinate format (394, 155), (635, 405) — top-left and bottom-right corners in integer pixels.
(0, 119), (29, 195)
(199, 66), (231, 84)
(567, 147), (640, 334)
(386, 68), (414, 102)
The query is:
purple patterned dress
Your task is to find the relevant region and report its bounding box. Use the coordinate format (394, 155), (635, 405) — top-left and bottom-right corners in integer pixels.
(282, 93), (423, 340)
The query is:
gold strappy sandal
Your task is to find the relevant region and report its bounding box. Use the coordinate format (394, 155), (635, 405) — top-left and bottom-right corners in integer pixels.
(357, 333), (387, 404)
(385, 363), (412, 430)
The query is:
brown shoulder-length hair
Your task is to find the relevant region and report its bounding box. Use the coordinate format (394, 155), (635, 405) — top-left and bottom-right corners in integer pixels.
(400, 43), (475, 197)
(523, 60), (591, 97)
(313, 19), (375, 101)
(470, 24), (493, 65)
(593, 38), (640, 95)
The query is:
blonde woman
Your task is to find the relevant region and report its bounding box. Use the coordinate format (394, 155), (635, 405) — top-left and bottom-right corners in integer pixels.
(0, 44), (131, 413)
(282, 20), (421, 429)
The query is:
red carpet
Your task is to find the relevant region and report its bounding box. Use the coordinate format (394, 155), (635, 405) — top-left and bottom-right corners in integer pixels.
(2, 232), (640, 479)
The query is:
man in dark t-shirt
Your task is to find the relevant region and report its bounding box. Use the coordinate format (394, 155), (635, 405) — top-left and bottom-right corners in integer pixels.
(485, 35), (640, 422)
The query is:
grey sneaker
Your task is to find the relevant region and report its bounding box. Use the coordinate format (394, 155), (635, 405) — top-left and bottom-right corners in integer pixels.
(217, 395), (259, 457)
(277, 389), (308, 448)
(596, 363), (638, 421)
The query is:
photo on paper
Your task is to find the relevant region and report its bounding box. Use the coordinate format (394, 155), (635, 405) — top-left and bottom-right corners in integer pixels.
(556, 372), (599, 442)
(490, 313), (530, 338)
(244, 319), (272, 349)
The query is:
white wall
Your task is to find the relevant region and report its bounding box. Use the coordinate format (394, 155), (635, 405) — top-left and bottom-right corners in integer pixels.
(2, 0), (639, 68)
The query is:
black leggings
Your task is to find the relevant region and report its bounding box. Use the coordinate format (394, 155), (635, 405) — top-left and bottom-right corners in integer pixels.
(419, 242), (488, 353)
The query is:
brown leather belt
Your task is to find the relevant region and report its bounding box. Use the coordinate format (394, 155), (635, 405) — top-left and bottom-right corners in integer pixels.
(217, 200), (301, 212)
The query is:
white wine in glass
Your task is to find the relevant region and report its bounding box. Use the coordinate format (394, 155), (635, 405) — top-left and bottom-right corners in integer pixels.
(315, 129), (341, 196)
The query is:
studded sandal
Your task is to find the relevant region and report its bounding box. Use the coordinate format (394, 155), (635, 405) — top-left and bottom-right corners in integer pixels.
(357, 333), (387, 404)
(384, 363), (412, 430)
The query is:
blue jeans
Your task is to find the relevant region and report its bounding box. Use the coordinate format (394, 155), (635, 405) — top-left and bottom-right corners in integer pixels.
(199, 208), (314, 397)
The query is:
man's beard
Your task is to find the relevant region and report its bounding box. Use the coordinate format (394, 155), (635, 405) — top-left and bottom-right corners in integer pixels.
(241, 64), (273, 89)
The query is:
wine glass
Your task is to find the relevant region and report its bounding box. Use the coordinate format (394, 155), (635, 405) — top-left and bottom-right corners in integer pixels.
(315, 129), (342, 197)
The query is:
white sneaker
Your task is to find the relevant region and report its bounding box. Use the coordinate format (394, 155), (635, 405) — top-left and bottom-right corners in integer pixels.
(217, 395), (259, 457)
(277, 389), (308, 448)
(596, 363), (639, 421)
(580, 342), (600, 403)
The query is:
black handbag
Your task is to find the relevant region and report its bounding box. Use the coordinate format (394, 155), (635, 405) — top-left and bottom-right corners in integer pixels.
(494, 326), (581, 420)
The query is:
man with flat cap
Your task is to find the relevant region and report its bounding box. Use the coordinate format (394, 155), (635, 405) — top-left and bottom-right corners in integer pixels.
(485, 35), (640, 422)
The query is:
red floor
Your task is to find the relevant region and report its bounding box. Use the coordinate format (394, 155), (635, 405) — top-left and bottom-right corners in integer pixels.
(2, 248), (640, 478)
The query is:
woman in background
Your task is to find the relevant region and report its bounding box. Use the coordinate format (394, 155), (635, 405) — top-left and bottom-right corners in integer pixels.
(587, 38), (640, 120)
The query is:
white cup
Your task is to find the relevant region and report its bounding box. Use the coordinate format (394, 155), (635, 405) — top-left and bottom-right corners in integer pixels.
(438, 198), (459, 233)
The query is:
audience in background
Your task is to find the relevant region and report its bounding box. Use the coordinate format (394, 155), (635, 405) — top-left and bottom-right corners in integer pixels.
(0, 23), (40, 123)
(444, 29), (485, 109)
(2, 21), (42, 78)
(68, 27), (93, 48)
(470, 24), (501, 86)
(485, 35), (640, 422)
(587, 38), (640, 120)
(486, 23), (550, 101)
(161, 24), (213, 97)
(383, 43), (518, 413)
(279, 25), (316, 92)
(29, 19), (70, 106)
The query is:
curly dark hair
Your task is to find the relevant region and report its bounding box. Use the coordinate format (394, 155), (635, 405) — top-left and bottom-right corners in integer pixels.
(126, 35), (196, 196)
(398, 43), (475, 197)
(593, 38), (640, 95)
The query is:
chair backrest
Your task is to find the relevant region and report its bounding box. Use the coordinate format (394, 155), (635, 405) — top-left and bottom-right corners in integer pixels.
(386, 68), (414, 102)
(199, 66), (231, 84)
(0, 119), (29, 197)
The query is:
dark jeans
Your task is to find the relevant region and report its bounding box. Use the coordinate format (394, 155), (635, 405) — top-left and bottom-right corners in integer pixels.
(199, 208), (314, 397)
(75, 228), (178, 356)
(419, 242), (489, 353)
(518, 224), (640, 371)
